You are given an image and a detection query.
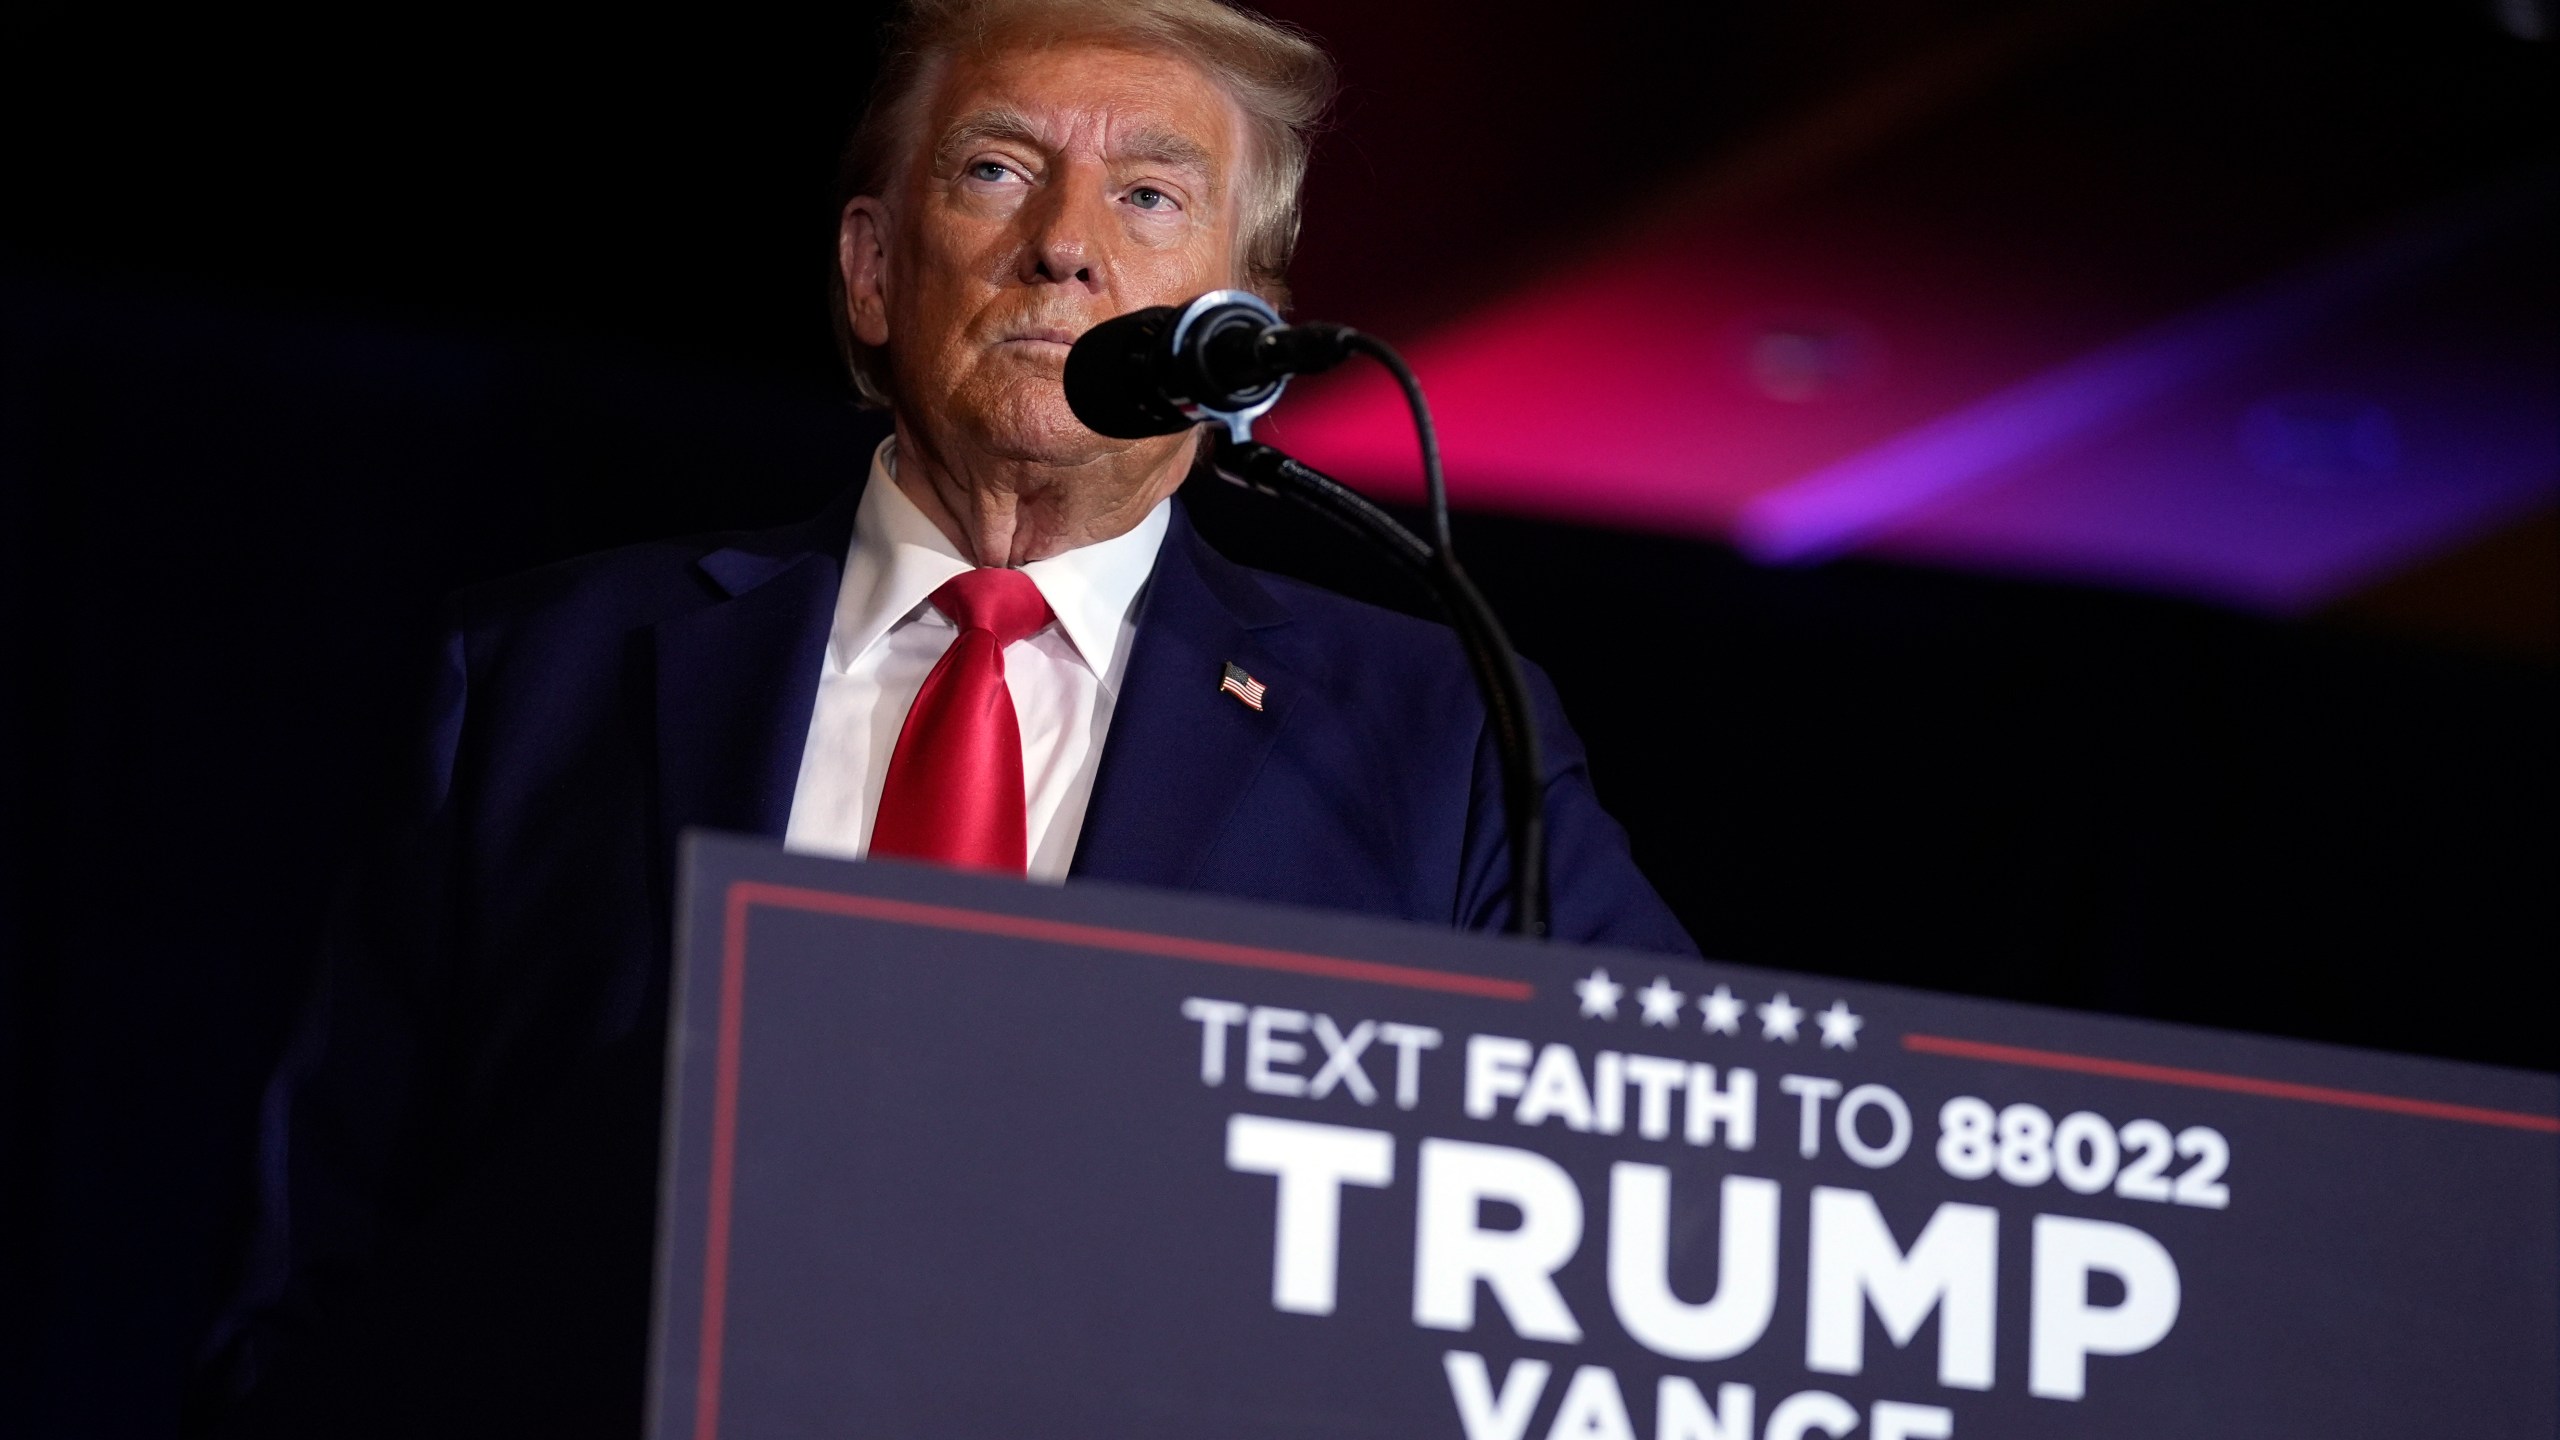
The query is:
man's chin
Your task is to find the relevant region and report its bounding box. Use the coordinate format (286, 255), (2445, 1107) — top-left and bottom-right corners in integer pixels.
(962, 390), (1126, 467)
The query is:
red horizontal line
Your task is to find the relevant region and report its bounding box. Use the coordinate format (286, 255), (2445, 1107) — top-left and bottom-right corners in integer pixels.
(729, 881), (1535, 1001)
(1904, 1033), (2560, 1133)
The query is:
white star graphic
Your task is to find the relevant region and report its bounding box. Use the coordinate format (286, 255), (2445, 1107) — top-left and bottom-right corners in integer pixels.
(1816, 1001), (1864, 1051)
(1698, 984), (1746, 1036)
(1635, 977), (1685, 1027)
(1757, 992), (1805, 1043)
(1575, 968), (1625, 1020)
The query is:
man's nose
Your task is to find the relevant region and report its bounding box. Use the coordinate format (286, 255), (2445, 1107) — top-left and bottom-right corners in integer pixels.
(1018, 166), (1111, 290)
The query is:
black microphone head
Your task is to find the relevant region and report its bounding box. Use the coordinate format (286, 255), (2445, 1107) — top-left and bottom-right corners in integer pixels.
(1063, 305), (1190, 439)
(1066, 291), (1293, 442)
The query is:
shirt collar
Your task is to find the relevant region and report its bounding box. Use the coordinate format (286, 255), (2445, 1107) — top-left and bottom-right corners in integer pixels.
(831, 437), (1171, 680)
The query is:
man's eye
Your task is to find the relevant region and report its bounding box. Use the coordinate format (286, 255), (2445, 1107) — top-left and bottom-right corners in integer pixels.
(968, 161), (1014, 183)
(1128, 186), (1174, 211)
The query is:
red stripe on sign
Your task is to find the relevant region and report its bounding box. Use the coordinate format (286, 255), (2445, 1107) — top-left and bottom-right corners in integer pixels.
(1904, 1033), (2560, 1133)
(693, 885), (752, 1440)
(727, 881), (1538, 1000)
(691, 880), (1534, 1436)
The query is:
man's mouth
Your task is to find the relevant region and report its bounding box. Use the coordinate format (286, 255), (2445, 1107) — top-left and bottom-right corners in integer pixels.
(998, 327), (1078, 348)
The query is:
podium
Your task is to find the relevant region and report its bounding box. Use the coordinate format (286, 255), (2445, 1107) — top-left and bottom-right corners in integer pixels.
(648, 833), (2557, 1438)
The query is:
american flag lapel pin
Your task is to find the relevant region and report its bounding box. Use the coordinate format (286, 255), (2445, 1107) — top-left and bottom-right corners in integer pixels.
(1218, 661), (1268, 712)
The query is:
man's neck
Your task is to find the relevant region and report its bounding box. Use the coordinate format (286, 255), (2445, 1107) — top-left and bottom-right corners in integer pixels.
(890, 421), (1194, 567)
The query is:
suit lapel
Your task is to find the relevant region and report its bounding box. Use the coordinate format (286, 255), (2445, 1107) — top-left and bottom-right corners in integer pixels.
(1073, 502), (1296, 889)
(649, 486), (862, 864)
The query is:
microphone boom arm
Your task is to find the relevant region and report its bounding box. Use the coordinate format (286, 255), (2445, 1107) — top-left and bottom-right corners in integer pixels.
(1064, 290), (1550, 936)
(1208, 436), (1550, 940)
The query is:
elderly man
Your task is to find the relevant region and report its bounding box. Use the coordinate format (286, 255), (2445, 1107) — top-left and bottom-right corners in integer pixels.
(200, 0), (1690, 1433)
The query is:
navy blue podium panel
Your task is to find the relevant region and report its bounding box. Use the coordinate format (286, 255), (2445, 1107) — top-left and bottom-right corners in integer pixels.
(649, 832), (2557, 1440)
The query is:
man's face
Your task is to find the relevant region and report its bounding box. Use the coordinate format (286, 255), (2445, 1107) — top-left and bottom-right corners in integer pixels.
(847, 40), (1249, 465)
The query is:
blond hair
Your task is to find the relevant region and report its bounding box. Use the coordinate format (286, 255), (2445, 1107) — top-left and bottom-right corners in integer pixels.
(830, 0), (1336, 406)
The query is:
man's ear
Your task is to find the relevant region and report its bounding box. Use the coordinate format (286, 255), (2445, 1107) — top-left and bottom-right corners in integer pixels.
(839, 197), (893, 347)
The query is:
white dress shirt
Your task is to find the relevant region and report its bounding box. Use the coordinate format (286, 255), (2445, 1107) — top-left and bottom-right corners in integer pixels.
(782, 439), (1171, 881)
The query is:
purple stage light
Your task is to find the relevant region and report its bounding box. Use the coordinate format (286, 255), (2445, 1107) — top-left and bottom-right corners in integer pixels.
(1270, 174), (2557, 614)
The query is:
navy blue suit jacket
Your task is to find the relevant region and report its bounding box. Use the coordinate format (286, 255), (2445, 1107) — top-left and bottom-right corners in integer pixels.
(206, 476), (1693, 1435)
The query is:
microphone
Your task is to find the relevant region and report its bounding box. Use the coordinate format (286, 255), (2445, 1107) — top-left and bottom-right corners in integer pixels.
(1064, 289), (1355, 441)
(1067, 291), (1551, 936)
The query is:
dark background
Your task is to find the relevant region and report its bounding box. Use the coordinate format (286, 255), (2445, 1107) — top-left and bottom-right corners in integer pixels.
(2, 1), (2552, 1434)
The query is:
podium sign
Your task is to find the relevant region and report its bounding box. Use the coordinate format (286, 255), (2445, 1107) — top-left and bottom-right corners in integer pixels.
(650, 834), (2557, 1439)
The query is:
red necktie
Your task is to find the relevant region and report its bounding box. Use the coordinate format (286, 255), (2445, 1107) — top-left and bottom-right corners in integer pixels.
(869, 567), (1055, 873)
